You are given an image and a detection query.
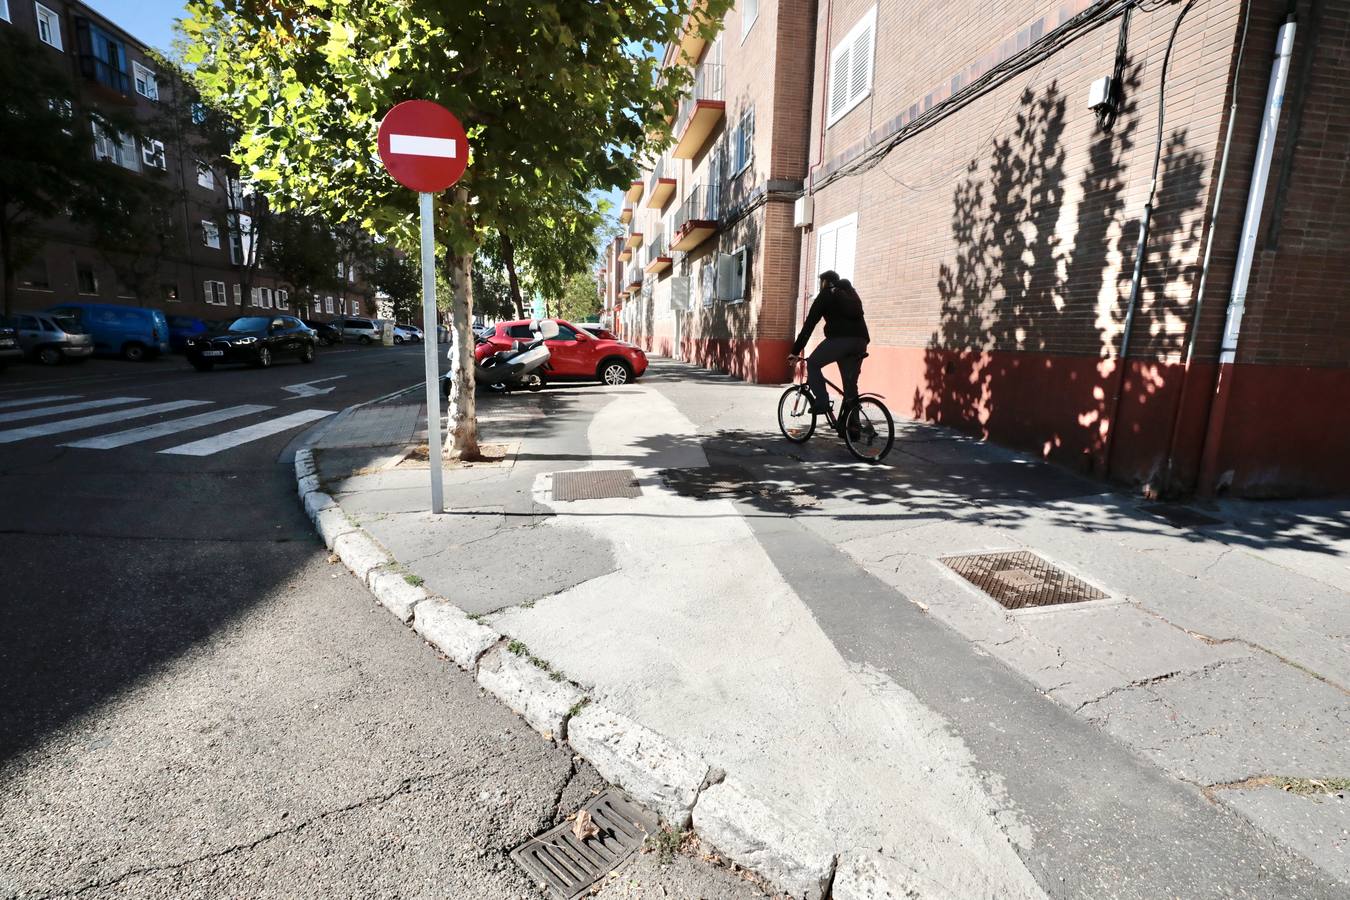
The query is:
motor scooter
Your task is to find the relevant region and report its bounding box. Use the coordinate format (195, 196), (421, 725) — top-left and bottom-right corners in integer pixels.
(443, 319), (558, 398)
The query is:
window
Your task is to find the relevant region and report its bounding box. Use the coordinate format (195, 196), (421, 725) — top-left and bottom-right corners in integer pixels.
(336, 261), (345, 279)
(0, 1), (10, 23)
(815, 213), (858, 282)
(132, 62), (158, 100)
(48, 98), (73, 134)
(827, 6), (877, 127)
(77, 264), (98, 294)
(741, 0), (758, 40)
(141, 138), (165, 170)
(259, 287), (273, 309)
(161, 284), (179, 302)
(324, 296), (334, 314)
(226, 177), (244, 210)
(717, 246), (750, 301)
(191, 102), (207, 125)
(232, 283), (242, 305)
(36, 3), (62, 50)
(732, 106), (754, 176)
(700, 259), (717, 308)
(196, 162), (214, 190)
(201, 220), (221, 249)
(203, 280), (227, 305)
(275, 289), (289, 310)
(228, 226), (244, 265)
(18, 259), (50, 290)
(93, 123), (139, 171)
(249, 286), (260, 307)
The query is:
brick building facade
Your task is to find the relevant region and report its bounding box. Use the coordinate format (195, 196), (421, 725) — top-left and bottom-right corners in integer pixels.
(0, 0), (372, 328)
(613, 0), (1350, 497)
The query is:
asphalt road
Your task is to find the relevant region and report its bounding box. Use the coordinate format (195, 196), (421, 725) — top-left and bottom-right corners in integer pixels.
(0, 346), (764, 899)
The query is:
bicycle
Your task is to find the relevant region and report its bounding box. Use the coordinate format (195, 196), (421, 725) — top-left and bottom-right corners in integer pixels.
(777, 356), (895, 462)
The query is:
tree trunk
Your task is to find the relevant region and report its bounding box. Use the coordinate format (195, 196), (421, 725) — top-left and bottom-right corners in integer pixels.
(447, 188), (480, 459)
(500, 230), (525, 319)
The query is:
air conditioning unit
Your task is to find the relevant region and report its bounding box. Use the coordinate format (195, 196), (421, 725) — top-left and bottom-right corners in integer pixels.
(793, 195), (814, 229)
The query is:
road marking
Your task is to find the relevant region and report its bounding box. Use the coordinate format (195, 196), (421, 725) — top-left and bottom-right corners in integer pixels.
(160, 409), (335, 457)
(61, 405), (273, 450)
(282, 375), (347, 398)
(389, 134), (457, 158)
(0, 396), (145, 425)
(0, 400), (210, 445)
(0, 394), (82, 410)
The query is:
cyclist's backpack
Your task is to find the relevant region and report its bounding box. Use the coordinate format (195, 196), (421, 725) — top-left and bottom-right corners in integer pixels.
(834, 279), (865, 320)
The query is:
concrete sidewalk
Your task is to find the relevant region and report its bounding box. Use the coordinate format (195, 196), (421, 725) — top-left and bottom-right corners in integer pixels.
(310, 359), (1348, 899)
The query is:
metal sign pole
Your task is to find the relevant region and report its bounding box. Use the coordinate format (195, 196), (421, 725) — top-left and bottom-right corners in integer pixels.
(419, 191), (444, 514)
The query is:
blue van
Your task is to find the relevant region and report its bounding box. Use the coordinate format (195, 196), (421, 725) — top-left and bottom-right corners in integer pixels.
(46, 302), (170, 361)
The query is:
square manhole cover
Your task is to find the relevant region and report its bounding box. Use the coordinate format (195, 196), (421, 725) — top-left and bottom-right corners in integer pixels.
(553, 469), (642, 501)
(942, 551), (1106, 610)
(510, 789), (658, 899)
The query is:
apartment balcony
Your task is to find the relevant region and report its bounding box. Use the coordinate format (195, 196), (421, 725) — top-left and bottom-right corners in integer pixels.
(675, 1), (711, 65)
(620, 204), (633, 225)
(619, 244), (633, 262)
(624, 179), (644, 205)
(646, 158), (677, 210)
(624, 223), (644, 251)
(670, 185), (720, 252)
(625, 263), (644, 294)
(673, 63), (724, 160)
(644, 231), (672, 275)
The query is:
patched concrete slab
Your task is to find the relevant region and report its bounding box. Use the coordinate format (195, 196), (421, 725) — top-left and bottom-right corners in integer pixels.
(1084, 656), (1350, 785)
(1221, 787), (1350, 886)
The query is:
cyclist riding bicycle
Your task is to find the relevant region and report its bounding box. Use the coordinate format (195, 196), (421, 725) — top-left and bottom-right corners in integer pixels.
(788, 270), (870, 416)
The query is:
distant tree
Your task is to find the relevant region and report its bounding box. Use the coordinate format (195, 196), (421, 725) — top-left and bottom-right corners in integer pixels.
(267, 211), (339, 315)
(472, 255), (517, 322)
(555, 271), (603, 323)
(79, 171), (183, 303)
(0, 27), (118, 315)
(369, 247), (419, 323)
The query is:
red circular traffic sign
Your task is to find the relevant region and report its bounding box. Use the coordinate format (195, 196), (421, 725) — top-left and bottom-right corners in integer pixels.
(377, 100), (469, 193)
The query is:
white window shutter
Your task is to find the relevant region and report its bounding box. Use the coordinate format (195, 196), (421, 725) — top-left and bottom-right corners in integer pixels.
(817, 228), (838, 277)
(202, 280), (212, 304)
(837, 220), (857, 282)
(233, 284), (242, 305)
(716, 253), (736, 301)
(850, 20), (873, 101)
(737, 248), (750, 299)
(829, 45), (851, 120)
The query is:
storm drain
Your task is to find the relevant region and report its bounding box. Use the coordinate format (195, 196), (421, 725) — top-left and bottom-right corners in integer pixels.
(942, 551), (1107, 610)
(552, 469), (642, 501)
(1140, 503), (1223, 529)
(510, 789), (658, 899)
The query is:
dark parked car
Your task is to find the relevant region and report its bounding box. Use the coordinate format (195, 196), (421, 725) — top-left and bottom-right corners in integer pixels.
(303, 319), (342, 346)
(10, 312), (94, 364)
(0, 320), (22, 370)
(185, 315), (318, 371)
(167, 315), (210, 353)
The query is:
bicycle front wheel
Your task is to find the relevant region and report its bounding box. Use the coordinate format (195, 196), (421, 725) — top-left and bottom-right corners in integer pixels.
(777, 385), (816, 443)
(842, 398), (895, 462)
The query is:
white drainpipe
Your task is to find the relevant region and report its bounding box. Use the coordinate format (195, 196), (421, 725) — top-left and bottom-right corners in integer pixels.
(1218, 16), (1297, 365)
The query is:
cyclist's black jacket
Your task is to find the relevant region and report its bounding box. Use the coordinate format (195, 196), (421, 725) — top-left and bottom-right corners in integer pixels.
(791, 284), (870, 355)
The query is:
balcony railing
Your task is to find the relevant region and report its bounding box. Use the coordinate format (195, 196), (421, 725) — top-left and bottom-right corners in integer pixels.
(80, 55), (131, 94)
(671, 185), (720, 252)
(644, 229), (673, 274)
(675, 62), (724, 139)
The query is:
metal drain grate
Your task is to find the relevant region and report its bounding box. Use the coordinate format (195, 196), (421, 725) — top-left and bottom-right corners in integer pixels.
(942, 551), (1106, 610)
(552, 469), (642, 501)
(1140, 503), (1222, 529)
(510, 790), (658, 899)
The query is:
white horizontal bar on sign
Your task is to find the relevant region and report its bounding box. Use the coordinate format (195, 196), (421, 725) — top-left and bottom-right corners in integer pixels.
(389, 134), (457, 158)
(159, 409), (334, 457)
(0, 400), (209, 444)
(0, 396), (145, 424)
(62, 404), (273, 450)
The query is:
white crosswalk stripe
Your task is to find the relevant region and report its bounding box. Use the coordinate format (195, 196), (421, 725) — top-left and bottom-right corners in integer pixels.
(0, 397), (145, 425)
(0, 400), (211, 445)
(159, 409), (335, 457)
(62, 405), (274, 450)
(0, 394), (82, 410)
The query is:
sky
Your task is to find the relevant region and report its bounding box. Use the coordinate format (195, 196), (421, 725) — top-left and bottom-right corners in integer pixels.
(85, 0), (186, 53)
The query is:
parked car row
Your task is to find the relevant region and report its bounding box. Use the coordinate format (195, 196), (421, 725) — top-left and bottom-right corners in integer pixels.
(469, 318), (647, 388)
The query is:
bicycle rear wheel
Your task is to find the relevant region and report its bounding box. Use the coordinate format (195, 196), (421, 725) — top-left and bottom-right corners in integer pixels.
(842, 397), (894, 462)
(777, 385), (816, 443)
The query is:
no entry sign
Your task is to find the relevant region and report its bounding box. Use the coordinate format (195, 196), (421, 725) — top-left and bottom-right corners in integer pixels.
(377, 100), (468, 193)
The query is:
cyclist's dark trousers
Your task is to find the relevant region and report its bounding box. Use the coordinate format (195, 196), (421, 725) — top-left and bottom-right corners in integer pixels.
(807, 337), (868, 414)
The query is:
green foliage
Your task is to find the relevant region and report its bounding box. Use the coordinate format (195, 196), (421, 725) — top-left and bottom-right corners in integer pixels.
(472, 255), (518, 322)
(266, 212), (340, 310)
(556, 272), (603, 323)
(369, 248), (421, 323)
(78, 172), (184, 303)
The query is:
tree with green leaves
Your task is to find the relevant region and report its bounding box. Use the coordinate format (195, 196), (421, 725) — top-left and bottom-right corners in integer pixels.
(555, 271), (604, 323)
(266, 211), (339, 316)
(181, 0), (728, 458)
(369, 247), (419, 323)
(79, 167), (184, 303)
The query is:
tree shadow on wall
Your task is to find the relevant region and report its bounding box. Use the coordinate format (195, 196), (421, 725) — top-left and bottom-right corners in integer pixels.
(914, 66), (1209, 481)
(677, 210), (764, 381)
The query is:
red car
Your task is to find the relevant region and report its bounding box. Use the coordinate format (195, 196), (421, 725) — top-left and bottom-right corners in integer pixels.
(475, 319), (648, 386)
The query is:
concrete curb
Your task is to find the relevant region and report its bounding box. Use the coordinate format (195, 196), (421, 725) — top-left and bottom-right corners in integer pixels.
(292, 444), (892, 899)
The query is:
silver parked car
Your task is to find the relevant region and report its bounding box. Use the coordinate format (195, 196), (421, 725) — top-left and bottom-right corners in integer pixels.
(339, 316), (382, 345)
(11, 312), (95, 365)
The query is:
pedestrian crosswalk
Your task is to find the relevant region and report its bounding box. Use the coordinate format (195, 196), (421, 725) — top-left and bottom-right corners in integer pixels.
(0, 394), (334, 456)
